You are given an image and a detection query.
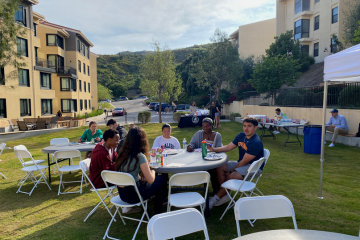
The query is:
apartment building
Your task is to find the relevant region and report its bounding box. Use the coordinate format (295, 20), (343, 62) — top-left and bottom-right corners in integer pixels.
(276, 0), (353, 63)
(230, 18), (276, 58)
(0, 0), (98, 122)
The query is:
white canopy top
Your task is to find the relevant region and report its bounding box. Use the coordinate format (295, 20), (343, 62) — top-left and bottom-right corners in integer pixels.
(324, 43), (360, 82)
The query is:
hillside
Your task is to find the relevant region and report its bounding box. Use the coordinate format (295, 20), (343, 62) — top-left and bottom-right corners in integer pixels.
(283, 62), (325, 89)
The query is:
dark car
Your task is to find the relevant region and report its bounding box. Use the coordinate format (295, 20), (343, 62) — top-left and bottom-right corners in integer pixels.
(154, 103), (175, 112)
(112, 107), (127, 116)
(117, 97), (128, 101)
(135, 95), (147, 99)
(148, 102), (159, 110)
(175, 104), (191, 112)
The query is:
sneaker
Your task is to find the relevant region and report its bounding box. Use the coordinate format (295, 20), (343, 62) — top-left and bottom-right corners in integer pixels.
(214, 194), (231, 207)
(274, 131), (280, 134)
(209, 196), (219, 210)
(122, 207), (142, 215)
(329, 143), (335, 147)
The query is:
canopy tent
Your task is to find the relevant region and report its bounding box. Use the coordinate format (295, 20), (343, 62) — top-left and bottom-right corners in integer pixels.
(319, 43), (360, 198)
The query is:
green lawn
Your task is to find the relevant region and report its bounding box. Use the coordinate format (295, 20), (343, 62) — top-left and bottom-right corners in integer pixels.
(0, 122), (360, 239)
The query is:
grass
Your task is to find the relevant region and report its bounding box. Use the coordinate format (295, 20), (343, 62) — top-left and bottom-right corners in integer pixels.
(77, 109), (104, 118)
(98, 102), (114, 110)
(1, 122), (360, 239)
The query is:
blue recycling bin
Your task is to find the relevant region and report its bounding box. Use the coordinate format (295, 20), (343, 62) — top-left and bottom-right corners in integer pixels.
(303, 125), (322, 154)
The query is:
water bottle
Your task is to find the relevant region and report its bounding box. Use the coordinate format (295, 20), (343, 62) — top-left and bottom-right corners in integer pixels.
(201, 139), (207, 158)
(183, 138), (187, 150)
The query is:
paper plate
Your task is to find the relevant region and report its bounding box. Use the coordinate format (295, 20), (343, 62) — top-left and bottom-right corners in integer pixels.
(204, 154), (222, 161)
(164, 149), (178, 155)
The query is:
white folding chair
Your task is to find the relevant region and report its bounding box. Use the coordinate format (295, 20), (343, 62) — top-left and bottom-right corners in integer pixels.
(251, 149), (270, 196)
(14, 145), (46, 185)
(0, 143), (6, 179)
(101, 170), (150, 240)
(80, 159), (116, 222)
(167, 171), (210, 218)
(234, 195), (298, 237)
(14, 148), (51, 196)
(50, 138), (70, 174)
(147, 208), (210, 240)
(53, 150), (84, 195)
(220, 157), (266, 221)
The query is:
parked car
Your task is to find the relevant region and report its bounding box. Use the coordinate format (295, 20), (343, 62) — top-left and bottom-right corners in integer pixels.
(99, 99), (111, 103)
(175, 104), (191, 112)
(135, 95), (147, 99)
(112, 107), (127, 116)
(117, 96), (128, 101)
(154, 103), (175, 112)
(148, 102), (159, 110)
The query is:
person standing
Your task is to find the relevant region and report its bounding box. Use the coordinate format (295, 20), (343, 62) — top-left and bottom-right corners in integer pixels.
(273, 108), (284, 134)
(326, 109), (349, 147)
(215, 100), (222, 128)
(210, 101), (216, 125)
(190, 101), (197, 115)
(57, 110), (62, 117)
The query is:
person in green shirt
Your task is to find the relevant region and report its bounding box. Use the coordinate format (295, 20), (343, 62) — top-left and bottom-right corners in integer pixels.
(79, 121), (103, 143)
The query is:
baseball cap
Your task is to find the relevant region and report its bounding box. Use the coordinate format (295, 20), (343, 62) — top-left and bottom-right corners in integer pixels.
(330, 109), (338, 113)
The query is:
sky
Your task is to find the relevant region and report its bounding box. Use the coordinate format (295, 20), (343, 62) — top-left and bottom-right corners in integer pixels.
(33, 0), (276, 55)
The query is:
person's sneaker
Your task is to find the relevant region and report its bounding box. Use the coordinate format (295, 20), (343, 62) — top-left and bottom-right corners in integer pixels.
(329, 143), (335, 147)
(122, 207), (142, 215)
(209, 196), (219, 210)
(214, 194), (231, 206)
(272, 131), (277, 133)
(274, 131), (280, 134)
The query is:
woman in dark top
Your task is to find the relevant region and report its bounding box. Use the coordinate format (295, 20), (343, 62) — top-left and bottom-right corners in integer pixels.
(210, 101), (216, 124)
(215, 100), (221, 128)
(57, 110), (62, 117)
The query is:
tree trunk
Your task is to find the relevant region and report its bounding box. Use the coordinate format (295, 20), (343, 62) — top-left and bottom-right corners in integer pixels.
(215, 87), (220, 101)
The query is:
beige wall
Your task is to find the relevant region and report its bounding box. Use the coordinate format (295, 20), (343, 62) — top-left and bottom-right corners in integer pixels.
(90, 52), (98, 109)
(223, 100), (359, 134)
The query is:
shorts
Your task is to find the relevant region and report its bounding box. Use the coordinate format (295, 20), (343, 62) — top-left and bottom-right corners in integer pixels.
(226, 161), (262, 178)
(215, 112), (220, 116)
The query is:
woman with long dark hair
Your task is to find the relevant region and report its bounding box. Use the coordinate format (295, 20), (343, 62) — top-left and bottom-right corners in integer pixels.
(115, 127), (167, 214)
(215, 100), (222, 128)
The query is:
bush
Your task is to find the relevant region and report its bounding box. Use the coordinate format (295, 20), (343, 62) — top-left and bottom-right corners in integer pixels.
(230, 113), (241, 121)
(145, 101), (151, 105)
(77, 109), (104, 118)
(173, 111), (186, 123)
(129, 96), (134, 100)
(338, 85), (360, 108)
(138, 111), (151, 123)
(220, 115), (226, 119)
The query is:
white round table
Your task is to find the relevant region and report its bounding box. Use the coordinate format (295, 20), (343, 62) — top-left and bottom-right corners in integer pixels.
(233, 229), (359, 240)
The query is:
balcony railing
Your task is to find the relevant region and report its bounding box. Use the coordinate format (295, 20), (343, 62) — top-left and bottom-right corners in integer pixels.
(35, 58), (53, 69)
(58, 66), (77, 75)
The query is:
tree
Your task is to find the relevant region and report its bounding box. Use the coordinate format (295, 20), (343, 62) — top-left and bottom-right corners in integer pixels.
(352, 21), (360, 44)
(266, 30), (314, 72)
(97, 84), (113, 101)
(249, 55), (302, 104)
(192, 29), (243, 101)
(342, 0), (360, 45)
(140, 42), (182, 123)
(0, 0), (27, 83)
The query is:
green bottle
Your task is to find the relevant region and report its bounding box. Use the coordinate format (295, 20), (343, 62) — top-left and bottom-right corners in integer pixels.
(201, 139), (207, 158)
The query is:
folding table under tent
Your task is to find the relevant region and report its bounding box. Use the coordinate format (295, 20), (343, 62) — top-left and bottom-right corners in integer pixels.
(320, 43), (360, 198)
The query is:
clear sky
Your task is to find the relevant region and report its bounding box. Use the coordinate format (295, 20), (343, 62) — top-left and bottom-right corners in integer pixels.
(33, 0), (275, 54)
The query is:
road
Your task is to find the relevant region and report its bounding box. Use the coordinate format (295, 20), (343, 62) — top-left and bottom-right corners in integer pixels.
(92, 99), (176, 125)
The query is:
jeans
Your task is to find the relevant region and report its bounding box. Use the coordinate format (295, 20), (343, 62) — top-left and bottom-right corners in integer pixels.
(117, 175), (168, 214)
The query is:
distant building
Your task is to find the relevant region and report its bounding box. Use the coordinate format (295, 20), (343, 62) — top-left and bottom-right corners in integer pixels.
(230, 18), (276, 58)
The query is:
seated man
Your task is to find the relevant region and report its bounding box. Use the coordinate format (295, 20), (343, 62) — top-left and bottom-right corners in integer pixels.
(106, 119), (128, 153)
(326, 109), (349, 147)
(207, 117), (264, 209)
(152, 123), (180, 152)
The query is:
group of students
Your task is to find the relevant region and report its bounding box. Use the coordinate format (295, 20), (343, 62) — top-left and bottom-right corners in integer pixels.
(81, 116), (264, 216)
(189, 100), (222, 128)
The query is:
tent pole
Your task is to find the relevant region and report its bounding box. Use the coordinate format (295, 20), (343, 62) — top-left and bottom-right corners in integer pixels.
(319, 81), (328, 199)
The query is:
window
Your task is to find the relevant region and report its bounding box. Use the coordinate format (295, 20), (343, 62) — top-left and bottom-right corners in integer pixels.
(0, 99), (6, 118)
(331, 37), (337, 53)
(0, 67), (4, 85)
(40, 72), (51, 89)
(300, 45), (309, 54)
(332, 7), (338, 24)
(86, 48), (90, 59)
(314, 42), (319, 57)
(61, 99), (77, 113)
(46, 34), (64, 49)
(17, 37), (28, 57)
(80, 99), (83, 110)
(33, 23), (37, 37)
(294, 19), (310, 40)
(15, 5), (26, 26)
(77, 40), (81, 52)
(84, 81), (86, 92)
(35, 47), (38, 60)
(295, 0), (310, 15)
(18, 68), (29, 86)
(83, 63), (86, 74)
(315, 0), (320, 3)
(20, 99), (31, 116)
(41, 99), (52, 115)
(87, 66), (90, 76)
(78, 60), (81, 72)
(79, 80), (82, 91)
(82, 44), (85, 56)
(314, 15), (320, 31)
(60, 78), (76, 91)
(84, 99), (87, 110)
(47, 55), (64, 71)
(88, 83), (90, 93)
(89, 100), (91, 109)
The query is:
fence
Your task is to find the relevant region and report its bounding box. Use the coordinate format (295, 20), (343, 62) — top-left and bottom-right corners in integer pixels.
(243, 82), (360, 108)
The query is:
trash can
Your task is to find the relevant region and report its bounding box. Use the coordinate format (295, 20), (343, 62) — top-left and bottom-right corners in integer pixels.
(303, 125), (322, 154)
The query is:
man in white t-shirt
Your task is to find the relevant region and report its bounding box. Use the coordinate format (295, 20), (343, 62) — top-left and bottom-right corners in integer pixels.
(152, 124), (181, 152)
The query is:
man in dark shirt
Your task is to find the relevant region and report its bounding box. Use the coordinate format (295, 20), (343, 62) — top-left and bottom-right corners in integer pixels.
(207, 117), (264, 209)
(106, 119), (128, 153)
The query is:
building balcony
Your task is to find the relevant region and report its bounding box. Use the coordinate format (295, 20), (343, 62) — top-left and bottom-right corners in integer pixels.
(295, 11), (314, 17)
(299, 38), (313, 43)
(57, 66), (78, 79)
(34, 58), (56, 73)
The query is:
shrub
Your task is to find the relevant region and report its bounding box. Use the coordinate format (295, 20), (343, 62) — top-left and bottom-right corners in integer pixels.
(229, 113), (241, 121)
(220, 115), (226, 119)
(138, 111), (151, 123)
(145, 101), (151, 105)
(226, 95), (237, 105)
(129, 96), (134, 100)
(77, 109), (104, 118)
(338, 85), (360, 108)
(173, 111), (186, 123)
